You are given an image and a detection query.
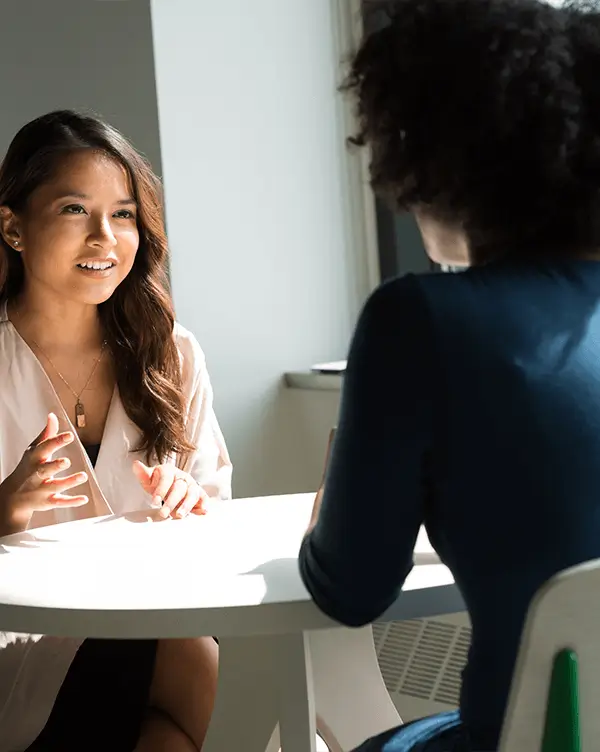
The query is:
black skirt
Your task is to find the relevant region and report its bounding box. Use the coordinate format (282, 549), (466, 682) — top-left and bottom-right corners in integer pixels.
(27, 638), (158, 752)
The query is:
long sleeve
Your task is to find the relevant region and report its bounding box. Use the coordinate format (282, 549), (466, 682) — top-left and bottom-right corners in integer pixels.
(299, 275), (437, 626)
(174, 324), (233, 500)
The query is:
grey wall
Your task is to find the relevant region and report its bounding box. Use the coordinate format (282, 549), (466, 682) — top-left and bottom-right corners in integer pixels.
(0, 0), (161, 172)
(151, 0), (367, 496)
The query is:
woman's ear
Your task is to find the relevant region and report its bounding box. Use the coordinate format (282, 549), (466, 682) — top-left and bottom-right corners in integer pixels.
(0, 206), (22, 251)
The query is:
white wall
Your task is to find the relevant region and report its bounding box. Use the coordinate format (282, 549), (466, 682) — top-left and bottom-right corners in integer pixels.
(151, 0), (369, 496)
(0, 0), (161, 172)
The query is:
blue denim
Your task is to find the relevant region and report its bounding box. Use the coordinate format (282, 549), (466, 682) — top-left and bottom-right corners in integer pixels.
(351, 711), (471, 752)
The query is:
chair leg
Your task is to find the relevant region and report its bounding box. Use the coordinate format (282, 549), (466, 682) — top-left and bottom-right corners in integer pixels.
(309, 626), (402, 751)
(268, 626), (400, 752)
(274, 633), (317, 752)
(206, 627), (399, 752)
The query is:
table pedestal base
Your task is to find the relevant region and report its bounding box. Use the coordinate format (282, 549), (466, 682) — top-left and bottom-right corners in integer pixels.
(204, 626), (401, 752)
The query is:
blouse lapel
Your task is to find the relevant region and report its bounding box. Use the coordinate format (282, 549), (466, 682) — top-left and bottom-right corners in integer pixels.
(93, 388), (149, 514)
(0, 302), (113, 524)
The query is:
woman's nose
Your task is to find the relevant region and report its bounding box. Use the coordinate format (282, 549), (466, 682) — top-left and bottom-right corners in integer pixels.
(89, 216), (117, 247)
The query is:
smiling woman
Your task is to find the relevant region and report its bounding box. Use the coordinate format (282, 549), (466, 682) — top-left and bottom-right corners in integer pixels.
(7, 150), (138, 307)
(0, 111), (232, 752)
(0, 113), (188, 462)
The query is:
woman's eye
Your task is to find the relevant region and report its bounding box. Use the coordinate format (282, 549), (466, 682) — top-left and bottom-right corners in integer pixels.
(61, 204), (86, 215)
(114, 209), (135, 220)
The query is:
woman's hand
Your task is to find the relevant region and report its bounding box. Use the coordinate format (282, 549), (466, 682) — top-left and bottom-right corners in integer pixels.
(0, 413), (89, 537)
(307, 427), (337, 535)
(132, 461), (208, 519)
(307, 486), (324, 534)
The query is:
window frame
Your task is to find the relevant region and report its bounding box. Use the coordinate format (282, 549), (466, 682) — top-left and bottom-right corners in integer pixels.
(333, 0), (381, 295)
(336, 0), (441, 285)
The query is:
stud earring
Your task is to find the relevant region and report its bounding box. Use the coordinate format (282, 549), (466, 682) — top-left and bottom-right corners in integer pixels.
(13, 240), (19, 247)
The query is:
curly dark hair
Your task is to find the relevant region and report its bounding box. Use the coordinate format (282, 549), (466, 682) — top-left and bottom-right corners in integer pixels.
(344, 0), (600, 262)
(0, 110), (195, 464)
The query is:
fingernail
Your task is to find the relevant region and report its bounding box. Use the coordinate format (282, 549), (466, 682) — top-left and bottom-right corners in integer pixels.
(152, 495), (163, 506)
(159, 506), (170, 519)
(62, 433), (73, 443)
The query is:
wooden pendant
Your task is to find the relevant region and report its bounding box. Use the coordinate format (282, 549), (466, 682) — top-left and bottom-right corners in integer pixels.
(75, 400), (86, 429)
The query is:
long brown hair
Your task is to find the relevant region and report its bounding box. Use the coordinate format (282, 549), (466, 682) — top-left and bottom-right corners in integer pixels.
(0, 110), (194, 463)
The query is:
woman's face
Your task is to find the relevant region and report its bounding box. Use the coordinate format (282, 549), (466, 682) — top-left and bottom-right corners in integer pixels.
(414, 209), (470, 267)
(0, 149), (139, 306)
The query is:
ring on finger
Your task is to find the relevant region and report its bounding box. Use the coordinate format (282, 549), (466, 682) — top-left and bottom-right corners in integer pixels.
(163, 477), (190, 504)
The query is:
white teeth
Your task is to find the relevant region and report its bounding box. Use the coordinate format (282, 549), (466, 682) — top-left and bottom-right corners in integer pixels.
(77, 261), (114, 270)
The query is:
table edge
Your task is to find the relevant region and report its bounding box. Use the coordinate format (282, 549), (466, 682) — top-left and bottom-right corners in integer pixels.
(0, 583), (465, 638)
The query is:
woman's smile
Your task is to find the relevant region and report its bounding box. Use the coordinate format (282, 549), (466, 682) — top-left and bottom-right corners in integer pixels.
(75, 257), (117, 277)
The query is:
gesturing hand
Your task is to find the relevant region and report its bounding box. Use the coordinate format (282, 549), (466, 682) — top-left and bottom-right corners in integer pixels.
(0, 413), (89, 536)
(132, 461), (208, 519)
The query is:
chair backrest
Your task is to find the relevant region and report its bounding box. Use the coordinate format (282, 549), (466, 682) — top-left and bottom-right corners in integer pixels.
(498, 558), (600, 751)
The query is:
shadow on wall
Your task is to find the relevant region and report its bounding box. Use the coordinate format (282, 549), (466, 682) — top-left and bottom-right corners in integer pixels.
(228, 381), (340, 499)
(0, 0), (161, 172)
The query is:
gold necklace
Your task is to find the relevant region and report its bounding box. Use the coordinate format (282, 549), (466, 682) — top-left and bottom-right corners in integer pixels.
(28, 334), (108, 431)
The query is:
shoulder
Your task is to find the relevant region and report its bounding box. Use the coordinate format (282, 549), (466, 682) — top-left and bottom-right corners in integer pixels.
(346, 275), (438, 392)
(355, 273), (433, 346)
(353, 271), (492, 373)
(408, 265), (525, 330)
(355, 268), (503, 339)
(363, 273), (428, 312)
(173, 321), (206, 366)
(173, 322), (209, 397)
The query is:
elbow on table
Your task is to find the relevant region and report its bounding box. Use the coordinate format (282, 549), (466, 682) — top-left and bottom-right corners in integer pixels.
(310, 589), (400, 629)
(299, 538), (411, 628)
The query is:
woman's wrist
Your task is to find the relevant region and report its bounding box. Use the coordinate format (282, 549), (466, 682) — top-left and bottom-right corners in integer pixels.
(0, 497), (31, 538)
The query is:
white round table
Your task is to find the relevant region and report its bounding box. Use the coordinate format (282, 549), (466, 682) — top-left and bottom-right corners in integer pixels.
(0, 493), (463, 752)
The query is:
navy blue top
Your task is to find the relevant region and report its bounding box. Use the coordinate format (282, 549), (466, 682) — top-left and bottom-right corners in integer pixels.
(299, 260), (600, 749)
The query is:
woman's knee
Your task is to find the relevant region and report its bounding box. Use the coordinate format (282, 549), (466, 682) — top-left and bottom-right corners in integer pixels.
(136, 710), (197, 752)
(148, 638), (219, 749)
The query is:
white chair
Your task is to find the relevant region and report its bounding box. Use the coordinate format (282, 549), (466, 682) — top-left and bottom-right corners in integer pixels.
(205, 627), (399, 752)
(498, 558), (600, 751)
(266, 626), (402, 752)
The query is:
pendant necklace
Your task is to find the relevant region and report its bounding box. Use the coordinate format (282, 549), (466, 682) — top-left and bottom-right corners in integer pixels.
(28, 336), (108, 429)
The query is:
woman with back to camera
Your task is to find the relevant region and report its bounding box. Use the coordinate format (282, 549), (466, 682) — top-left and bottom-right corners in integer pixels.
(0, 110), (232, 751)
(299, 0), (600, 750)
